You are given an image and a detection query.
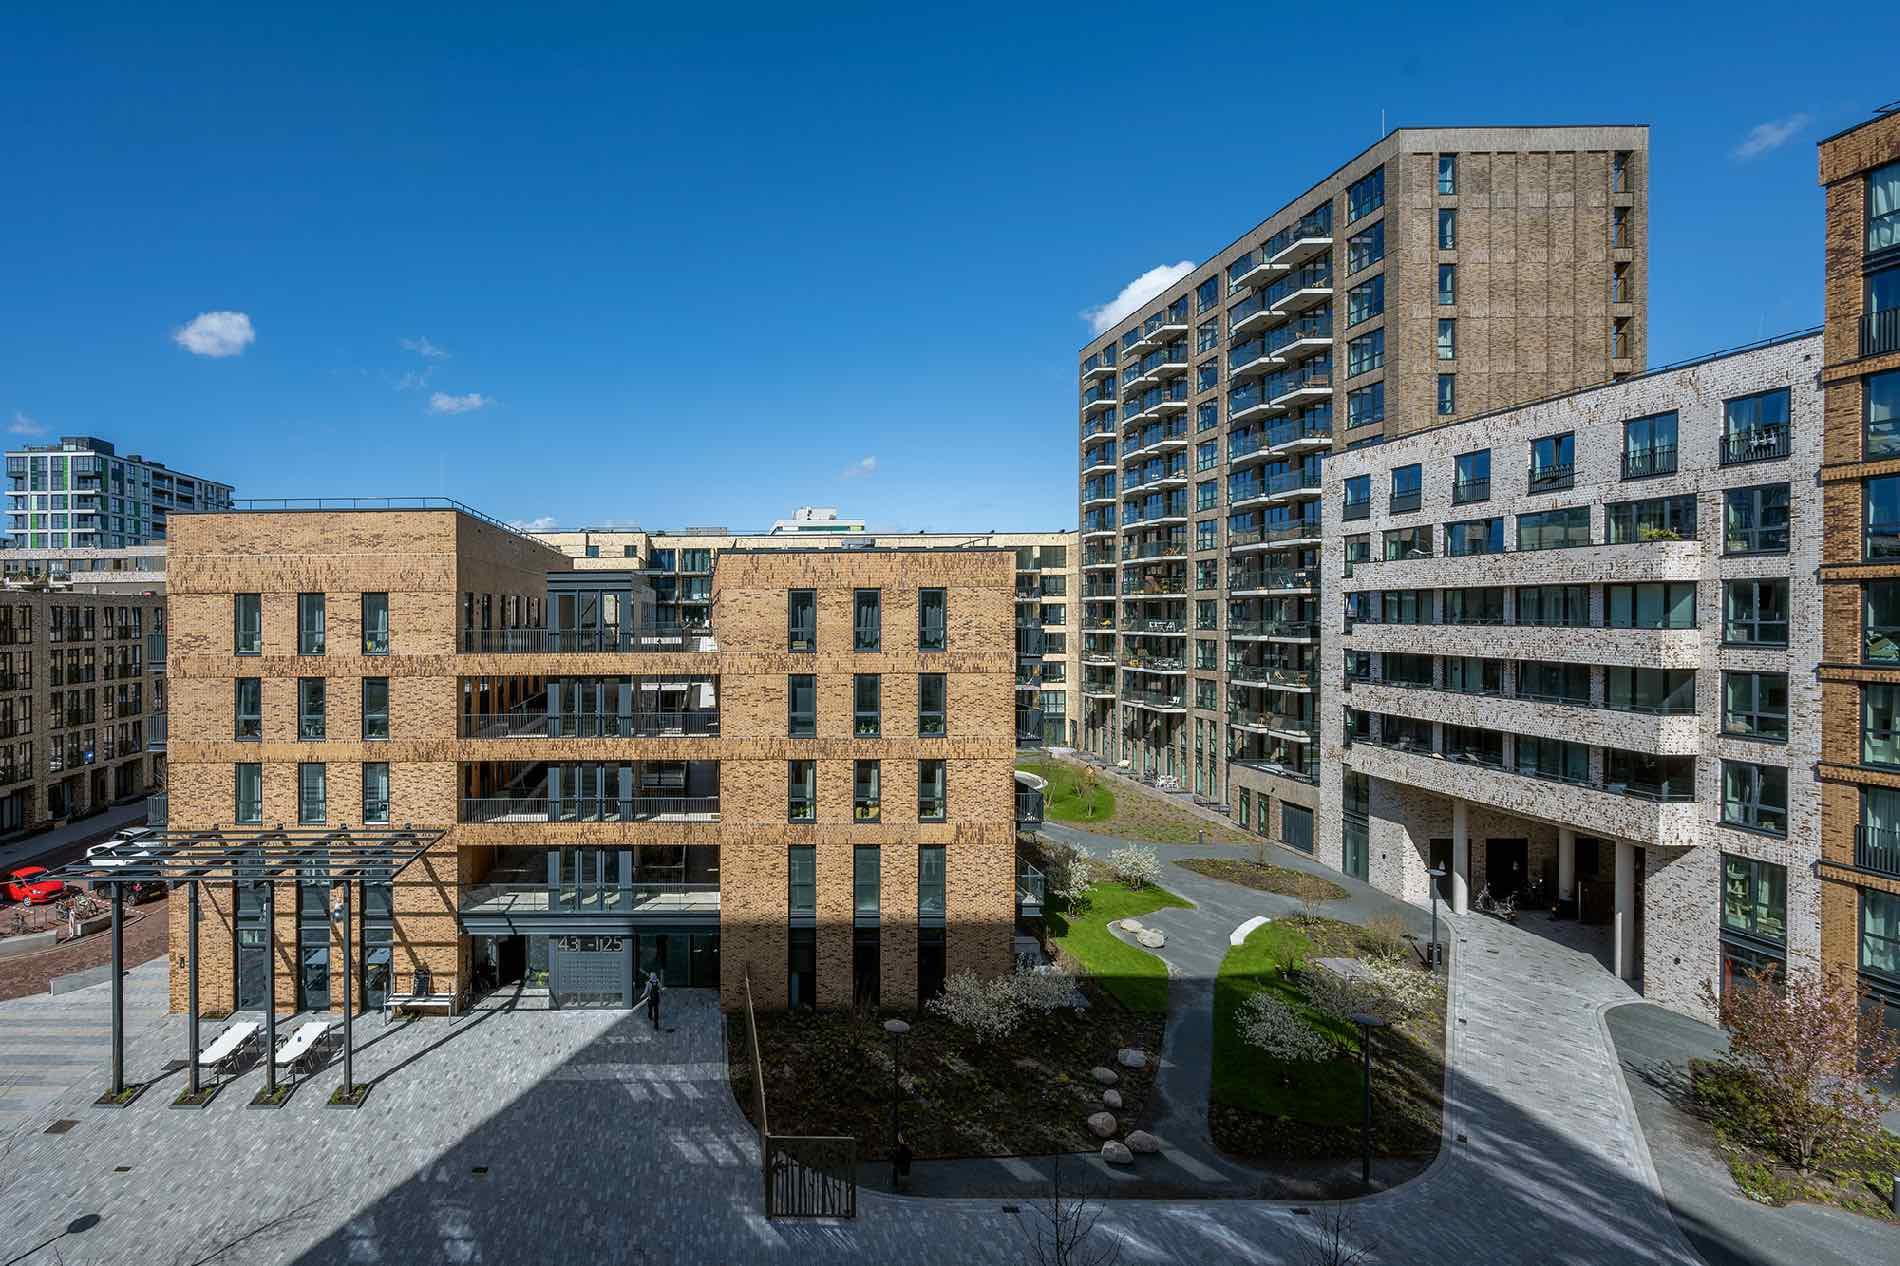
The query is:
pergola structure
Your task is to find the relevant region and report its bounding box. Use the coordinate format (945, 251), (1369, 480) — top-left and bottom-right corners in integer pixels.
(52, 824), (445, 1107)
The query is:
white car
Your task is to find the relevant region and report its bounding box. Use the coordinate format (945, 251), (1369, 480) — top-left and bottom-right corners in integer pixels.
(87, 826), (157, 869)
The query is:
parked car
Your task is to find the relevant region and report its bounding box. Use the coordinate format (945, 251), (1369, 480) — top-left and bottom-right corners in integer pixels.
(4, 866), (67, 905)
(87, 827), (157, 882)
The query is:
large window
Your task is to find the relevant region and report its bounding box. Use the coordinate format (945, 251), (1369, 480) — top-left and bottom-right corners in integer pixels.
(853, 845), (880, 914)
(1342, 475), (1371, 518)
(1528, 433), (1575, 492)
(298, 593), (326, 655)
(1437, 374), (1456, 416)
(1443, 587), (1505, 625)
(1438, 263), (1456, 306)
(1445, 656), (1503, 695)
(1722, 388), (1792, 465)
(297, 762), (327, 825)
(1867, 475), (1900, 560)
(1606, 667), (1695, 714)
(1346, 275), (1384, 326)
(918, 588), (946, 651)
(234, 677), (261, 740)
(1436, 319), (1456, 361)
(1722, 761), (1787, 835)
(236, 763), (262, 824)
(1517, 506), (1591, 551)
(788, 760), (816, 822)
(1608, 751), (1696, 800)
(297, 678), (325, 740)
(789, 845), (816, 913)
(1723, 672), (1788, 741)
(1383, 525), (1431, 561)
(1514, 733), (1588, 784)
(788, 674), (816, 738)
(1871, 160), (1900, 254)
(361, 593), (389, 655)
(1445, 518), (1503, 557)
(1347, 167), (1384, 220)
(1622, 412), (1678, 479)
(1347, 382), (1385, 429)
(1606, 494), (1696, 544)
(1607, 582), (1696, 629)
(1863, 891), (1900, 984)
(234, 594), (261, 655)
(1516, 660), (1590, 706)
(1346, 219), (1385, 273)
(853, 674), (881, 738)
(1437, 154), (1457, 196)
(1722, 855), (1787, 943)
(1866, 582), (1900, 662)
(1390, 463), (1420, 512)
(1453, 449), (1490, 504)
(918, 760), (946, 821)
(362, 762), (390, 824)
(1346, 328), (1385, 377)
(918, 846), (947, 918)
(1437, 207), (1456, 251)
(1515, 584), (1589, 627)
(1866, 369), (1900, 460)
(1379, 590), (1434, 625)
(852, 590), (881, 651)
(1724, 578), (1788, 647)
(1865, 684), (1900, 768)
(918, 673), (946, 736)
(852, 760), (880, 822)
(361, 677), (390, 741)
(788, 589), (816, 651)
(1724, 483), (1790, 554)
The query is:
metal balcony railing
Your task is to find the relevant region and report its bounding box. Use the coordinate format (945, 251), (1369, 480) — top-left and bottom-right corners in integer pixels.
(1621, 445), (1677, 479)
(459, 710), (721, 739)
(1016, 790), (1045, 827)
(459, 625), (712, 654)
(461, 882), (719, 916)
(1229, 619), (1318, 639)
(1857, 824), (1900, 877)
(1719, 425), (1790, 466)
(459, 796), (720, 823)
(1863, 309), (1900, 359)
(1451, 477), (1490, 505)
(146, 792), (167, 828)
(1017, 861), (1046, 911)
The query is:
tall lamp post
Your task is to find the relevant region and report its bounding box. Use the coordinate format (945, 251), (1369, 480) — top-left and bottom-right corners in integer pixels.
(1425, 865), (1447, 972)
(883, 1018), (910, 1144)
(1351, 1012), (1387, 1194)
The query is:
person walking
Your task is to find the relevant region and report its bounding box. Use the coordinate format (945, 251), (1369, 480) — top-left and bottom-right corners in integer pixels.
(646, 970), (663, 1030)
(892, 1132), (914, 1193)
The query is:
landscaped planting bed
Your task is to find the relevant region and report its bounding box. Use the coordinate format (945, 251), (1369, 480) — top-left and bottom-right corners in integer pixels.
(1015, 759), (1252, 845)
(1173, 858), (1347, 902)
(1045, 880), (1189, 1013)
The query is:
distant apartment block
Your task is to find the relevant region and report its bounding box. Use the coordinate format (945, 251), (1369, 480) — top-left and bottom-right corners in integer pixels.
(5, 436), (233, 549)
(1815, 106), (1900, 1017)
(537, 523), (1080, 749)
(1076, 125), (1649, 853)
(1316, 332), (1821, 1019)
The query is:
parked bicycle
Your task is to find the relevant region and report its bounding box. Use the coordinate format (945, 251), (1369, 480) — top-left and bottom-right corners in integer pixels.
(1473, 883), (1518, 924)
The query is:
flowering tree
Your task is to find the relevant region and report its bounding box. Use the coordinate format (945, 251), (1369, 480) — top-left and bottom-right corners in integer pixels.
(926, 967), (1082, 1039)
(1237, 992), (1334, 1067)
(1106, 844), (1162, 891)
(1303, 954), (1440, 1027)
(1040, 842), (1094, 910)
(1700, 966), (1900, 1172)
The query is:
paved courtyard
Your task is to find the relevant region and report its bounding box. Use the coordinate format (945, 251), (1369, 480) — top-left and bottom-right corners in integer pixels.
(0, 877), (1731, 1265)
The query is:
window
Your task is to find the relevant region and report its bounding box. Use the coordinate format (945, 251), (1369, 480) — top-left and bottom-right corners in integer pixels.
(1722, 761), (1787, 835)
(1198, 401), (1218, 432)
(1517, 660), (1590, 705)
(1866, 684), (1900, 768)
(788, 589), (816, 651)
(1344, 534), (1371, 564)
(1446, 451), (1489, 506)
(1528, 433), (1574, 492)
(1437, 264), (1456, 306)
(1437, 154), (1457, 196)
(1196, 274), (1220, 313)
(918, 760), (946, 821)
(1283, 803), (1314, 853)
(1724, 484), (1790, 554)
(1197, 360), (1218, 392)
(1611, 261), (1633, 304)
(1198, 439), (1219, 471)
(362, 677), (390, 740)
(1437, 208), (1456, 251)
(916, 588), (946, 651)
(853, 674), (880, 738)
(1606, 667), (1695, 714)
(1865, 890), (1900, 983)
(788, 760), (816, 822)
(1347, 382), (1385, 429)
(1390, 463), (1421, 512)
(1342, 475), (1371, 518)
(1724, 672), (1788, 741)
(1197, 519), (1219, 551)
(297, 763), (327, 824)
(1607, 582), (1696, 629)
(918, 846), (946, 918)
(1611, 204), (1633, 248)
(1722, 856), (1787, 943)
(235, 763), (262, 824)
(1724, 579), (1788, 647)
(350, 593), (391, 659)
(1871, 160), (1900, 254)
(1514, 733), (1590, 784)
(1346, 328), (1385, 376)
(1382, 652), (1431, 688)
(1434, 319), (1455, 361)
(1612, 316), (1633, 360)
(1379, 590), (1434, 625)
(1437, 374), (1456, 416)
(298, 593), (326, 655)
(1346, 275), (1384, 326)
(788, 674), (816, 738)
(234, 678), (261, 740)
(1868, 370), (1900, 459)
(234, 594), (261, 655)
(1383, 526), (1432, 560)
(1607, 495), (1696, 543)
(1197, 318), (1219, 354)
(1612, 150), (1632, 194)
(853, 761), (880, 822)
(1347, 167), (1384, 220)
(852, 589), (880, 651)
(1445, 518), (1503, 556)
(1445, 656), (1502, 695)
(1608, 751), (1696, 800)
(918, 673), (946, 736)
(362, 762), (390, 824)
(297, 678), (325, 741)
(1722, 388), (1791, 464)
(788, 844), (817, 913)
(1346, 219), (1384, 273)
(1517, 506), (1591, 551)
(1197, 479), (1218, 511)
(1443, 587), (1505, 625)
(1622, 412), (1678, 479)
(1867, 475), (1900, 560)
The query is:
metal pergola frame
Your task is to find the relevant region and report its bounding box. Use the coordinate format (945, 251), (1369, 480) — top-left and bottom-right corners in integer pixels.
(51, 824), (444, 1108)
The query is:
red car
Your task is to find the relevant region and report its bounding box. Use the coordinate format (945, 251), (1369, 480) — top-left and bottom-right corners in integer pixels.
(4, 866), (66, 905)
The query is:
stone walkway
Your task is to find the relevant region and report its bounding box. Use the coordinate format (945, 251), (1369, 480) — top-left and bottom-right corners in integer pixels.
(0, 956), (167, 1138)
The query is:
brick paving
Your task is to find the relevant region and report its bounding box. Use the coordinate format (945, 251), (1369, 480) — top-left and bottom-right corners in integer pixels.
(0, 903), (1707, 1265)
(0, 894), (170, 1002)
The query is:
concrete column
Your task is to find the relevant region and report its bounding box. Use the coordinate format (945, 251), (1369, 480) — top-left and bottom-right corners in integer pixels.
(1451, 799), (1470, 916)
(1614, 840), (1637, 981)
(1557, 828), (1577, 904)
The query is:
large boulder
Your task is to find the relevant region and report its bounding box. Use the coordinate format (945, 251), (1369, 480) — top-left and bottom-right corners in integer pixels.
(1136, 929), (1166, 949)
(1116, 1047), (1148, 1070)
(1124, 1130), (1160, 1154)
(1100, 1140), (1133, 1165)
(1091, 1066), (1119, 1086)
(1118, 918), (1145, 933)
(1101, 1089), (1123, 1109)
(1086, 1111), (1118, 1139)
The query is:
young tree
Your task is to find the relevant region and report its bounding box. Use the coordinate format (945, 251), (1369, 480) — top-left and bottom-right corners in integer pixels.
(1237, 991), (1334, 1075)
(1019, 1157), (1121, 1266)
(1106, 844), (1161, 891)
(1294, 1205), (1379, 1266)
(1291, 871), (1334, 921)
(1700, 966), (1900, 1173)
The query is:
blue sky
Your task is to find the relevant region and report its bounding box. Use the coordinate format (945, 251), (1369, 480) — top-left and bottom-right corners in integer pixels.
(2, 3), (1894, 533)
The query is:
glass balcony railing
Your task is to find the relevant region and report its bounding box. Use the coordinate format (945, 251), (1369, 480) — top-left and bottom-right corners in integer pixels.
(1229, 567), (1319, 592)
(459, 625), (712, 653)
(1265, 414), (1332, 449)
(460, 796), (720, 823)
(1265, 361), (1333, 401)
(1121, 539), (1186, 561)
(1265, 206), (1334, 258)
(1228, 335), (1276, 371)
(460, 710), (721, 739)
(1265, 259), (1333, 307)
(1228, 618), (1318, 639)
(1120, 686), (1186, 709)
(1121, 575), (1187, 596)
(1082, 381), (1117, 407)
(1228, 429), (1267, 462)
(1228, 289), (1273, 330)
(1265, 312), (1333, 353)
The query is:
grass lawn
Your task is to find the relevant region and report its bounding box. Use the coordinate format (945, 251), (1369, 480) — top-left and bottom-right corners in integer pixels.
(1016, 758), (1253, 845)
(1210, 916), (1445, 1161)
(1175, 857), (1348, 902)
(732, 996), (1164, 1162)
(1045, 880), (1191, 1013)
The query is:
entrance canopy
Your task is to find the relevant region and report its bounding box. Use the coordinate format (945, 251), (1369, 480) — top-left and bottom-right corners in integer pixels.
(51, 824), (447, 887)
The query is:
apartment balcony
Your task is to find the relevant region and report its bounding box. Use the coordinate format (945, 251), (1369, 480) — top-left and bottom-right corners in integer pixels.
(1228, 289), (1280, 338)
(1016, 787), (1046, 828)
(1083, 613), (1117, 631)
(1016, 706), (1044, 746)
(1082, 354), (1117, 383)
(1229, 618), (1318, 642)
(1082, 678), (1118, 699)
(1119, 540), (1185, 564)
(1228, 335), (1282, 380)
(1719, 423), (1791, 467)
(1081, 649), (1116, 666)
(1228, 707), (1315, 742)
(1082, 447), (1117, 476)
(147, 632), (167, 671)
(1121, 575), (1187, 596)
(1227, 428), (1269, 469)
(459, 796), (721, 824)
(1229, 521), (1321, 551)
(1228, 382), (1274, 424)
(1121, 654), (1186, 675)
(1016, 861), (1045, 917)
(1227, 251), (1287, 292)
(1864, 309), (1900, 359)
(1266, 262), (1333, 317)
(1265, 209), (1334, 267)
(460, 881), (720, 923)
(1228, 665), (1317, 691)
(459, 709), (721, 740)
(1081, 519), (1118, 538)
(1266, 415), (1333, 455)
(1856, 825), (1900, 878)
(1269, 363), (1333, 409)
(1125, 617), (1187, 636)
(1125, 349), (1190, 393)
(1268, 314), (1333, 364)
(459, 625), (715, 654)
(146, 714), (166, 751)
(1229, 567), (1319, 596)
(1082, 393), (1118, 418)
(1124, 420), (1189, 460)
(1262, 470), (1322, 505)
(1083, 483), (1117, 507)
(1083, 555), (1117, 571)
(1122, 504), (1189, 527)
(1082, 416), (1116, 442)
(1120, 686), (1187, 712)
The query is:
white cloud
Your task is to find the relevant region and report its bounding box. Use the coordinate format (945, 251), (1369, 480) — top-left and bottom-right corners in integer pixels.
(509, 515), (560, 532)
(1734, 113), (1810, 160)
(8, 411), (45, 436)
(172, 310), (255, 357)
(1081, 261), (1195, 334)
(400, 336), (449, 360)
(394, 366), (435, 391)
(428, 391), (491, 415)
(840, 456), (878, 479)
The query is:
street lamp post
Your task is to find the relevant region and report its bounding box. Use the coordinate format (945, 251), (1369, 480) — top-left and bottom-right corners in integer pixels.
(883, 1018), (910, 1144)
(1425, 865), (1447, 972)
(1350, 1012), (1387, 1193)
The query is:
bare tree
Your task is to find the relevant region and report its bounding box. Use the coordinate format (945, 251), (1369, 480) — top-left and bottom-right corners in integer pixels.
(1294, 1204), (1378, 1266)
(1018, 1158), (1121, 1266)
